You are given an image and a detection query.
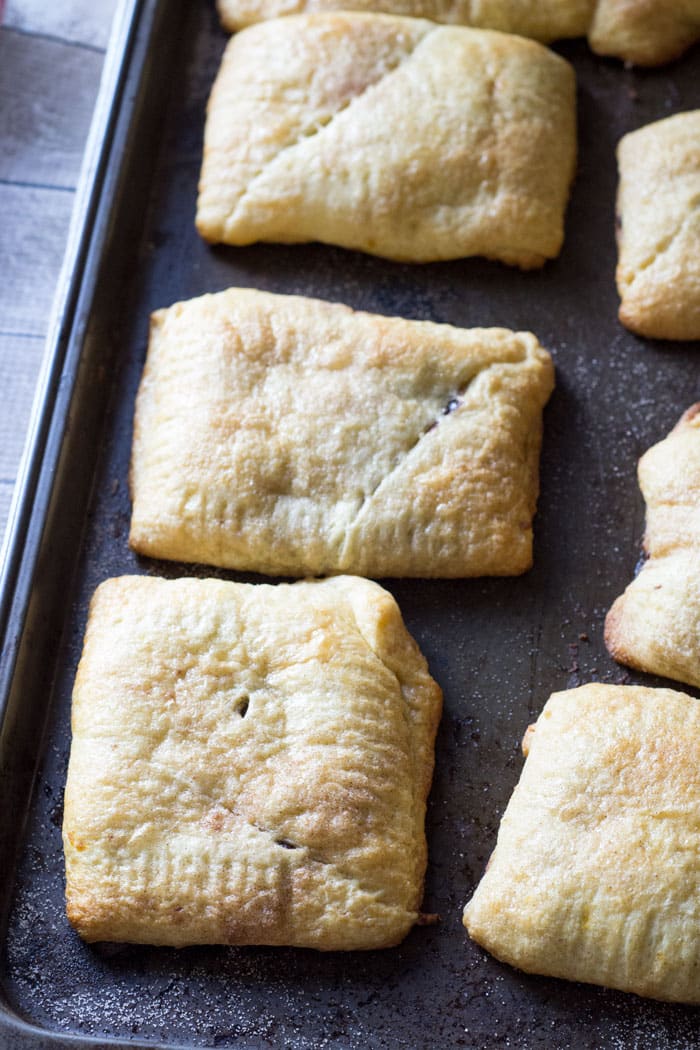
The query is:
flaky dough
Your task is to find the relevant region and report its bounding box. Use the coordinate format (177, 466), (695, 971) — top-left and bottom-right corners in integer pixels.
(217, 0), (700, 66)
(197, 14), (576, 267)
(464, 683), (700, 1003)
(63, 575), (442, 948)
(218, 0), (595, 40)
(615, 111), (700, 341)
(129, 288), (554, 578)
(605, 405), (700, 690)
(590, 0), (700, 66)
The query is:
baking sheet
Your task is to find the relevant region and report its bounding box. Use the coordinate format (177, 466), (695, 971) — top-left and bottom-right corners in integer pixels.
(0, 0), (699, 1045)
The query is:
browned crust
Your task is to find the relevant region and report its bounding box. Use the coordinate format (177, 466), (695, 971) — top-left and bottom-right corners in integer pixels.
(604, 403), (700, 687)
(217, 0), (700, 67)
(603, 594), (638, 668)
(674, 401), (700, 432)
(63, 576), (442, 949)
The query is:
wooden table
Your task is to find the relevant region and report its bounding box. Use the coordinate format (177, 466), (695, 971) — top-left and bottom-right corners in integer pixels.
(0, 0), (117, 541)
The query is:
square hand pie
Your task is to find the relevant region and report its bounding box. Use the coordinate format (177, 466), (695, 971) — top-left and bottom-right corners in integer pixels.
(129, 288), (555, 578)
(217, 0), (595, 43)
(63, 575), (442, 948)
(589, 0), (700, 66)
(196, 14), (576, 267)
(615, 111), (700, 341)
(606, 405), (700, 691)
(463, 683), (700, 1003)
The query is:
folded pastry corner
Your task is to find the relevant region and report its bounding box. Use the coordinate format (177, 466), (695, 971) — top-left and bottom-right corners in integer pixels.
(197, 14), (576, 267)
(463, 682), (700, 1003)
(129, 288), (554, 578)
(589, 0), (700, 66)
(63, 574), (442, 948)
(615, 110), (700, 341)
(605, 404), (700, 690)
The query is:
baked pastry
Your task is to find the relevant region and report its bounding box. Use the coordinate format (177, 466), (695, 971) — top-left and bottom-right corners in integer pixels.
(590, 0), (700, 66)
(615, 111), (700, 341)
(605, 405), (700, 690)
(196, 14), (577, 267)
(63, 574), (442, 948)
(217, 0), (594, 41)
(217, 0), (700, 66)
(463, 683), (700, 1003)
(129, 288), (555, 578)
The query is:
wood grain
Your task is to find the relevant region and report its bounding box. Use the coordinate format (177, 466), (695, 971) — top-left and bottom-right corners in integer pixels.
(0, 333), (44, 530)
(0, 0), (117, 542)
(0, 183), (74, 536)
(0, 184), (75, 337)
(0, 30), (104, 187)
(4, 0), (114, 49)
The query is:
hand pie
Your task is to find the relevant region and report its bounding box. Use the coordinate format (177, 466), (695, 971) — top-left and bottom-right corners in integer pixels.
(463, 683), (700, 1004)
(615, 111), (700, 341)
(217, 0), (700, 66)
(196, 14), (577, 268)
(63, 575), (442, 948)
(217, 0), (595, 42)
(129, 288), (555, 578)
(605, 405), (700, 690)
(589, 0), (700, 66)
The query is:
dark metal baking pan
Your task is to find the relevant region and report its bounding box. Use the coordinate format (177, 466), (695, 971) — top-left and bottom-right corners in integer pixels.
(1, 0), (699, 1045)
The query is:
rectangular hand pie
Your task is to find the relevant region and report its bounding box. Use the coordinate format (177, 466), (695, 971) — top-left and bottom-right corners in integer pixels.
(129, 288), (555, 578)
(615, 111), (700, 340)
(63, 575), (442, 948)
(196, 14), (576, 267)
(605, 404), (700, 690)
(463, 683), (700, 1003)
(217, 0), (700, 66)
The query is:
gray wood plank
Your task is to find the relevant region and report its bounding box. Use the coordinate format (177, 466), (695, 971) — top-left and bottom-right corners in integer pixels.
(4, 0), (116, 50)
(0, 332), (44, 538)
(0, 481), (15, 539)
(0, 332), (44, 477)
(0, 30), (105, 188)
(0, 1), (116, 542)
(0, 183), (74, 337)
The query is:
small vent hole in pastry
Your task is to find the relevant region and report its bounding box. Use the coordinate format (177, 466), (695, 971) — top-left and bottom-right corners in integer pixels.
(275, 838), (299, 850)
(442, 396), (461, 415)
(235, 695), (249, 718)
(424, 393), (463, 434)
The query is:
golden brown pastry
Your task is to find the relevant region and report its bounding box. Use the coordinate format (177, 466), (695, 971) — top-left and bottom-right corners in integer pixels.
(589, 0), (700, 66)
(196, 14), (577, 268)
(217, 0), (595, 40)
(605, 405), (700, 690)
(129, 288), (555, 578)
(217, 0), (700, 66)
(615, 111), (700, 341)
(63, 574), (442, 948)
(463, 683), (700, 1004)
